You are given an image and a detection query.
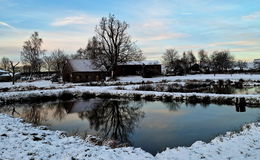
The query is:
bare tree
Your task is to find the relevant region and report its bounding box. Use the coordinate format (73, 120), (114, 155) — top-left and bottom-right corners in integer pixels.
(9, 61), (19, 85)
(198, 49), (210, 72)
(21, 32), (45, 74)
(51, 49), (68, 75)
(91, 14), (144, 79)
(236, 60), (247, 71)
(0, 57), (10, 70)
(181, 52), (189, 74)
(162, 49), (179, 74)
(210, 50), (234, 73)
(43, 55), (53, 72)
(187, 50), (197, 68)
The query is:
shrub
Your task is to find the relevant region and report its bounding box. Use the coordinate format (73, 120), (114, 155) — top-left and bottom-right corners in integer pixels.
(132, 93), (142, 100)
(163, 95), (172, 102)
(114, 86), (125, 90)
(82, 92), (96, 99)
(59, 91), (74, 100)
(97, 93), (115, 99)
(202, 96), (210, 104)
(144, 94), (155, 101)
(187, 95), (200, 104)
(135, 84), (154, 91)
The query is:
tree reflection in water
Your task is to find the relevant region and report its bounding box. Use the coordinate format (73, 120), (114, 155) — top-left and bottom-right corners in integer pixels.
(0, 99), (144, 144)
(78, 100), (144, 144)
(163, 101), (181, 111)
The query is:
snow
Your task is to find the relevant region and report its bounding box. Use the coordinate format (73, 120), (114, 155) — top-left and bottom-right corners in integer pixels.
(118, 74), (260, 83)
(0, 69), (8, 73)
(0, 114), (153, 160)
(253, 59), (260, 63)
(156, 123), (260, 160)
(119, 60), (161, 65)
(1, 74), (260, 159)
(68, 59), (105, 72)
(1, 74), (260, 105)
(0, 113), (259, 160)
(0, 80), (73, 89)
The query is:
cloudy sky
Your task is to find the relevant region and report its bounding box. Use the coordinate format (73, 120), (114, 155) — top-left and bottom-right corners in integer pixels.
(0, 0), (260, 62)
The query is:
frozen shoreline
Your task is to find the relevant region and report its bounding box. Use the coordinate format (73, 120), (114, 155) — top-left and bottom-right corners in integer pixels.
(0, 113), (259, 160)
(1, 85), (260, 105)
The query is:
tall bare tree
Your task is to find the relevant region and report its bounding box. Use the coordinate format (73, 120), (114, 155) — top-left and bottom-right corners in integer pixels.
(162, 49), (179, 74)
(236, 60), (247, 71)
(187, 50), (197, 68)
(43, 55), (53, 72)
(211, 50), (234, 73)
(9, 61), (19, 85)
(90, 14), (144, 78)
(0, 57), (10, 70)
(181, 52), (189, 74)
(198, 49), (210, 72)
(21, 32), (45, 74)
(51, 49), (68, 75)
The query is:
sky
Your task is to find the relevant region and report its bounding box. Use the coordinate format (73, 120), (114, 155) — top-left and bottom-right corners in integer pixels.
(0, 0), (260, 62)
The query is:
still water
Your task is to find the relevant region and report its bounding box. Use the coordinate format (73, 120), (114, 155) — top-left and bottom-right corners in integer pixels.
(1, 99), (260, 155)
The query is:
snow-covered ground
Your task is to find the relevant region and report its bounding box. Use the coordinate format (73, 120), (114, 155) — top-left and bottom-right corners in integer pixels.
(0, 85), (260, 105)
(1, 74), (260, 89)
(118, 74), (260, 83)
(0, 80), (75, 89)
(0, 113), (259, 160)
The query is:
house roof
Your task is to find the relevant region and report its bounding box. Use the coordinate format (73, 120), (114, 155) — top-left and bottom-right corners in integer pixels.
(0, 69), (8, 73)
(118, 60), (161, 66)
(253, 59), (260, 63)
(68, 59), (105, 72)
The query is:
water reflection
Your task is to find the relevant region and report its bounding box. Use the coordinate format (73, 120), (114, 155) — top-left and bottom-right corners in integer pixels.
(76, 100), (144, 143)
(1, 99), (144, 144)
(0, 99), (259, 155)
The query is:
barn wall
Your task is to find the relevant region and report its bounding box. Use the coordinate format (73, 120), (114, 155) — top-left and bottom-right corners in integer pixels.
(115, 65), (161, 76)
(71, 72), (105, 83)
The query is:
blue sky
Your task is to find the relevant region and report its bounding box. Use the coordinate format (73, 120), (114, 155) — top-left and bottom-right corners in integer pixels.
(0, 0), (260, 61)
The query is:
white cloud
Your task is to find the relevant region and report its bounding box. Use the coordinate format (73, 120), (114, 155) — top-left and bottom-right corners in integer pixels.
(51, 14), (99, 26)
(242, 11), (260, 20)
(0, 21), (15, 29)
(209, 40), (260, 47)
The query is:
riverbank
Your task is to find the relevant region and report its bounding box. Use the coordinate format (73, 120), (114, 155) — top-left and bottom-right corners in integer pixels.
(0, 113), (259, 160)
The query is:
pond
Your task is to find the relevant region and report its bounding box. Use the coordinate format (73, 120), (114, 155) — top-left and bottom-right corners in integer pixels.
(1, 98), (260, 155)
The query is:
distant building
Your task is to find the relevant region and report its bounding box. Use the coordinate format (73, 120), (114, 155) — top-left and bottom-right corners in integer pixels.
(115, 60), (161, 77)
(253, 59), (260, 69)
(0, 69), (11, 82)
(63, 59), (106, 83)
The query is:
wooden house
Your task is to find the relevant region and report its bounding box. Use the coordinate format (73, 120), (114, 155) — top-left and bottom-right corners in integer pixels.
(115, 60), (161, 77)
(63, 59), (106, 83)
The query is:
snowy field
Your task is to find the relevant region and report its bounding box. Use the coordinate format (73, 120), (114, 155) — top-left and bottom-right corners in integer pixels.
(1, 74), (260, 159)
(118, 74), (260, 83)
(0, 113), (259, 160)
(1, 74), (260, 89)
(1, 74), (260, 105)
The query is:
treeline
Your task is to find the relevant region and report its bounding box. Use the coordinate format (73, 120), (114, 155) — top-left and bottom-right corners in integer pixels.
(162, 49), (249, 75)
(0, 14), (144, 80)
(0, 14), (257, 81)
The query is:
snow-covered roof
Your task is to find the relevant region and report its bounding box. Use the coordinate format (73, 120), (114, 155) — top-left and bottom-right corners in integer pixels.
(119, 60), (161, 66)
(0, 69), (8, 73)
(68, 59), (105, 72)
(247, 62), (255, 69)
(253, 59), (260, 63)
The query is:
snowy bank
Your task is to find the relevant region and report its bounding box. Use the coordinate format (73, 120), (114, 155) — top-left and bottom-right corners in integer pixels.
(118, 74), (260, 83)
(0, 114), (153, 160)
(156, 122), (260, 160)
(0, 113), (259, 160)
(0, 86), (260, 105)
